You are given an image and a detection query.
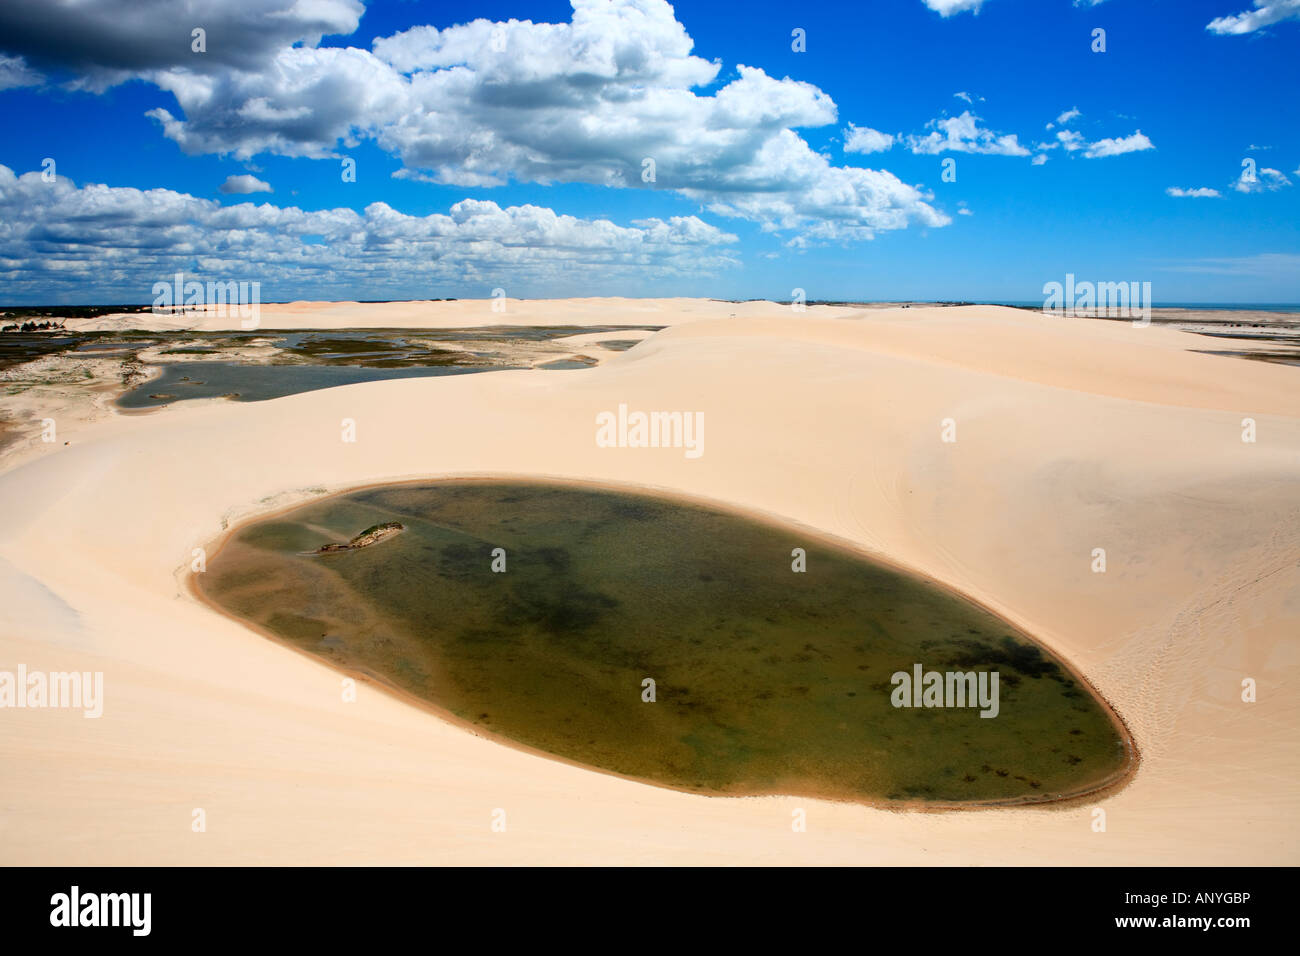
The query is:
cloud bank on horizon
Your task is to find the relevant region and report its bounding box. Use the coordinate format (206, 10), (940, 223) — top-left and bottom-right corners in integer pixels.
(0, 163), (739, 301)
(0, 0), (1296, 303)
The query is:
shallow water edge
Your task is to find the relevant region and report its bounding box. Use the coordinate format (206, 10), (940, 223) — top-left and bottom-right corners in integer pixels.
(188, 474), (1140, 810)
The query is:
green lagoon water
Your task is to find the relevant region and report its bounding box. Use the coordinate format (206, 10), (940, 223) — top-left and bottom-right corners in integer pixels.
(114, 327), (650, 408)
(199, 481), (1130, 804)
(116, 360), (486, 408)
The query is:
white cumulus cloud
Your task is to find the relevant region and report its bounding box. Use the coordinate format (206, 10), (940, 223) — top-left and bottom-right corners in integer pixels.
(218, 174), (272, 194)
(28, 0), (948, 243)
(906, 111), (1029, 156)
(1207, 1), (1300, 35)
(1233, 166), (1292, 192)
(1057, 129), (1085, 151)
(1047, 107), (1081, 129)
(1083, 130), (1154, 158)
(922, 0), (986, 16)
(843, 124), (895, 154)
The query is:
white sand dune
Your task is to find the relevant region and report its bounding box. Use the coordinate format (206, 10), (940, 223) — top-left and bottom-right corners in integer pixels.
(62, 296), (857, 333)
(1, 301), (1296, 865)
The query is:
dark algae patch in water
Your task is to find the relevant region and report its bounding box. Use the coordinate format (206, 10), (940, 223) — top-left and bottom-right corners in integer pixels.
(198, 481), (1131, 805)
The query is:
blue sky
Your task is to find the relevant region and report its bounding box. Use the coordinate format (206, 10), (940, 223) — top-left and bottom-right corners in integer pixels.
(0, 0), (1297, 304)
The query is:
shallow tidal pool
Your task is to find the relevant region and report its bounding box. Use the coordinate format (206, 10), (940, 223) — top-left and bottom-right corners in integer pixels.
(198, 481), (1131, 805)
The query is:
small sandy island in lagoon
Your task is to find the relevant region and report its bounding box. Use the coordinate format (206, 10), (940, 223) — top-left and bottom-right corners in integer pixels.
(308, 521), (404, 554)
(0, 298), (1296, 864)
